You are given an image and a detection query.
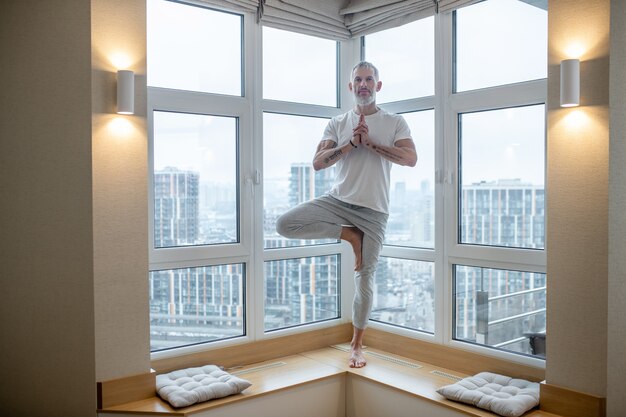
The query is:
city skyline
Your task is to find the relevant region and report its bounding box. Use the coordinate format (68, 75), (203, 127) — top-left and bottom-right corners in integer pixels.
(150, 161), (546, 357)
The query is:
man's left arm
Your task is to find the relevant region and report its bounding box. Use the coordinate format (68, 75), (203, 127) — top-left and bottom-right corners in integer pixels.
(366, 138), (417, 167)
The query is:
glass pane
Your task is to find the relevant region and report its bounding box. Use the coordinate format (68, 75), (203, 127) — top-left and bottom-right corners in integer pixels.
(153, 111), (238, 248)
(371, 258), (435, 333)
(454, 265), (546, 358)
(150, 263), (245, 351)
(455, 0), (547, 92)
(264, 255), (340, 331)
(147, 0), (242, 95)
(459, 105), (545, 249)
(263, 27), (337, 106)
(263, 113), (335, 249)
(364, 17), (434, 103)
(386, 110), (435, 248)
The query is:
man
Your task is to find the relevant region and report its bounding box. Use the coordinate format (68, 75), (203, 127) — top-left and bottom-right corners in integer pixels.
(276, 61), (417, 368)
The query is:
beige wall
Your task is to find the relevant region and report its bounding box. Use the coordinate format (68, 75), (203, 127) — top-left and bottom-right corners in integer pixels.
(0, 1), (96, 416)
(608, 0), (626, 414)
(1, 0), (625, 415)
(91, 0), (150, 382)
(546, 0), (610, 397)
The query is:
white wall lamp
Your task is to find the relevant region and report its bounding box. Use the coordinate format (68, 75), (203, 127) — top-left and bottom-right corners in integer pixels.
(117, 70), (135, 115)
(560, 59), (580, 108)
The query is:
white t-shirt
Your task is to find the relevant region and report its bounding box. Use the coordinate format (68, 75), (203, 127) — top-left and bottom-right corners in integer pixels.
(322, 108), (412, 214)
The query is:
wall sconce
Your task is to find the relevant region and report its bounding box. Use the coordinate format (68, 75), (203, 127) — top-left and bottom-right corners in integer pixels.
(560, 59), (580, 107)
(117, 70), (134, 114)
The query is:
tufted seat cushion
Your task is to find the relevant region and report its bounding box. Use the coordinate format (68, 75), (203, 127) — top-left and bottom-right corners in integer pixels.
(436, 372), (540, 417)
(156, 365), (252, 408)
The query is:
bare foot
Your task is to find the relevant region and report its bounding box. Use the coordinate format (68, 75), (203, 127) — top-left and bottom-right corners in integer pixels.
(349, 345), (367, 368)
(340, 226), (364, 271)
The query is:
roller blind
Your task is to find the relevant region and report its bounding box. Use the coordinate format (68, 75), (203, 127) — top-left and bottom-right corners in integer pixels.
(341, 0), (436, 37)
(196, 0), (260, 13)
(261, 0), (351, 40)
(435, 0), (481, 13)
(436, 0), (547, 13)
(259, 0), (437, 40)
(201, 0), (545, 40)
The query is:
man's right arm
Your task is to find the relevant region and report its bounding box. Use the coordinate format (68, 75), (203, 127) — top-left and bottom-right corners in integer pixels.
(312, 139), (356, 171)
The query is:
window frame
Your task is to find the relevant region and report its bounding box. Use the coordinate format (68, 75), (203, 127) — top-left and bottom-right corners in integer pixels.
(255, 32), (356, 341)
(146, 0), (548, 368)
(442, 7), (547, 367)
(148, 3), (257, 359)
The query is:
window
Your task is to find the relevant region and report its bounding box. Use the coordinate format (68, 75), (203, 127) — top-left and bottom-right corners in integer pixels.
(459, 105), (546, 249)
(148, 0), (248, 352)
(454, 265), (546, 356)
(147, 0), (242, 95)
(454, 0), (547, 92)
(371, 258), (435, 333)
(363, 21), (436, 337)
(261, 29), (343, 333)
(386, 109), (435, 249)
(364, 17), (435, 103)
(150, 263), (245, 351)
(153, 111), (239, 248)
(265, 255), (340, 331)
(263, 27), (338, 106)
(263, 113), (335, 249)
(147, 0), (547, 362)
(451, 0), (547, 359)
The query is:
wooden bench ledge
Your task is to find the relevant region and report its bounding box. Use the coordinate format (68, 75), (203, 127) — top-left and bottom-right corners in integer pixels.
(99, 354), (344, 416)
(302, 346), (560, 417)
(99, 346), (561, 417)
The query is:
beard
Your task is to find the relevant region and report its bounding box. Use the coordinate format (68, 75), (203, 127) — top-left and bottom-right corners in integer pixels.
(354, 88), (376, 106)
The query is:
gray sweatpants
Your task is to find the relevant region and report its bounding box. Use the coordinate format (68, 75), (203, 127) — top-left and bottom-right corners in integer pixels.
(276, 195), (388, 329)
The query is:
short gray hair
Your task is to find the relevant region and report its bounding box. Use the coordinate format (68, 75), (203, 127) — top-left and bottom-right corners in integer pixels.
(351, 61), (379, 81)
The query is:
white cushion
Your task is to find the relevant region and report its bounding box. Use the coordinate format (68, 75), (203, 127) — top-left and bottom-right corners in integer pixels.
(436, 372), (539, 417)
(156, 365), (252, 408)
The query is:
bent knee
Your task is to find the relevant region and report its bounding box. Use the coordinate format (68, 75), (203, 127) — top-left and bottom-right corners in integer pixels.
(276, 213), (296, 237)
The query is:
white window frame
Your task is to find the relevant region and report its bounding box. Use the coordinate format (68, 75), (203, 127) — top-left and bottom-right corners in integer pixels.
(147, 1), (547, 368)
(254, 30), (359, 341)
(441, 9), (547, 368)
(148, 4), (257, 359)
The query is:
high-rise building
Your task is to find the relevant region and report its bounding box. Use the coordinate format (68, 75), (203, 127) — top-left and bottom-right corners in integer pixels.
(149, 264), (245, 351)
(264, 163), (339, 330)
(460, 179), (545, 249)
(288, 162), (334, 206)
(151, 168), (244, 349)
(153, 167), (200, 247)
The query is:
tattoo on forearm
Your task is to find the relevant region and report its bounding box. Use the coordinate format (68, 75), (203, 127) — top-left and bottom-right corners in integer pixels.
(323, 149), (343, 164)
(372, 145), (402, 162)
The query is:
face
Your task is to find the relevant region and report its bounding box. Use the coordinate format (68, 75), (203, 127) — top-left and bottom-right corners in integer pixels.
(350, 67), (381, 106)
